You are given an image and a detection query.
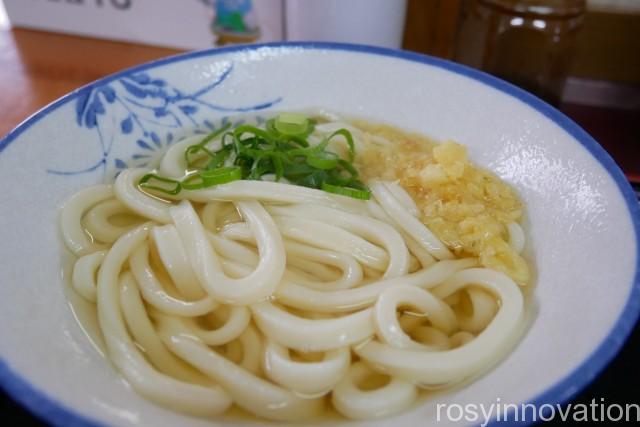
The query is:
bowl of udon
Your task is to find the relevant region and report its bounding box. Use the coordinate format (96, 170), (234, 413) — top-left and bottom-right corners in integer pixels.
(0, 42), (638, 427)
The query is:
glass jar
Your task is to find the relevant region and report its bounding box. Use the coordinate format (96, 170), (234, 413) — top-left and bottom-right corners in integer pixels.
(455, 0), (586, 105)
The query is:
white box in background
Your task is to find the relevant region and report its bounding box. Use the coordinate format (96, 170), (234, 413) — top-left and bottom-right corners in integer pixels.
(285, 0), (407, 49)
(2, 0), (285, 50)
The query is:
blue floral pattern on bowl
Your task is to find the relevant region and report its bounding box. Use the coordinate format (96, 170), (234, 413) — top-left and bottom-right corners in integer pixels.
(48, 61), (280, 178)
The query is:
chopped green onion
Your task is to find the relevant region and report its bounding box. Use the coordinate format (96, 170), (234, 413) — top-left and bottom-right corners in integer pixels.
(234, 125), (275, 145)
(201, 166), (242, 186)
(282, 162), (316, 180)
(205, 145), (233, 170)
(306, 151), (339, 170)
(181, 174), (205, 190)
(185, 123), (232, 168)
(337, 159), (359, 177)
(298, 170), (329, 189)
(138, 113), (370, 199)
(139, 174), (182, 195)
(274, 113), (310, 136)
(321, 182), (371, 200)
(182, 167), (242, 190)
(273, 155), (284, 181)
(327, 129), (356, 161)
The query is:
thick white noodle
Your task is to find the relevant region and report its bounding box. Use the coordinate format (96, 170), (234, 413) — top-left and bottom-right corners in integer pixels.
(269, 204), (410, 278)
(354, 268), (524, 385)
(400, 229), (437, 268)
(156, 315), (324, 421)
(411, 326), (452, 351)
(71, 250), (106, 302)
(332, 362), (417, 419)
(208, 232), (259, 266)
(115, 169), (173, 223)
(365, 199), (436, 268)
(374, 285), (458, 350)
(451, 331), (475, 348)
(236, 324), (263, 375)
(152, 224), (206, 300)
(370, 181), (454, 260)
(287, 254), (345, 282)
(178, 180), (369, 213)
(119, 275), (209, 384)
(275, 258), (477, 313)
(96, 224), (232, 415)
(60, 184), (112, 255)
(457, 287), (499, 333)
(274, 217), (390, 272)
(382, 181), (419, 217)
(129, 243), (218, 317)
(220, 219), (389, 272)
(263, 341), (350, 396)
(282, 241), (363, 291)
(83, 199), (140, 243)
(186, 305), (251, 346)
(251, 302), (375, 351)
(170, 200), (285, 305)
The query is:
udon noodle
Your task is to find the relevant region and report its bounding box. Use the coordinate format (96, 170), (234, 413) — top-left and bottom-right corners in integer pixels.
(60, 113), (530, 421)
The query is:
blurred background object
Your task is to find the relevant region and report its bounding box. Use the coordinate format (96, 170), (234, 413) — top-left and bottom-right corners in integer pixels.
(1, 0), (408, 49)
(285, 0), (407, 48)
(1, 0), (285, 49)
(211, 0), (284, 45)
(455, 0), (587, 106)
(404, 0), (640, 103)
(403, 0), (639, 183)
(2, 0), (216, 49)
(212, 0), (262, 45)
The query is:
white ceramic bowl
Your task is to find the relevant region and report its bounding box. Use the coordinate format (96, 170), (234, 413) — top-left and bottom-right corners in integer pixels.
(0, 43), (638, 427)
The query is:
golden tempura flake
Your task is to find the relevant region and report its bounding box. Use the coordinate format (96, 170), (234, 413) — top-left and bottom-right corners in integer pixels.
(355, 123), (530, 285)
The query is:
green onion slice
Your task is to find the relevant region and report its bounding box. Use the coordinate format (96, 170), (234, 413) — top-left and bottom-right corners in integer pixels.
(201, 166), (242, 186)
(139, 174), (182, 195)
(327, 129), (356, 161)
(306, 151), (339, 170)
(274, 113), (310, 136)
(182, 167), (241, 190)
(321, 182), (371, 200)
(205, 145), (233, 170)
(234, 125), (275, 145)
(181, 174), (205, 190)
(184, 123), (232, 167)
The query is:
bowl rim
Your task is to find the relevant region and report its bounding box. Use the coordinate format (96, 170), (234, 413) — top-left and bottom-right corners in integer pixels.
(1, 41), (638, 427)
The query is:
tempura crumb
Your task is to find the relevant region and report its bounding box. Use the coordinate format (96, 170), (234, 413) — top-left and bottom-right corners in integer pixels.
(355, 122), (530, 285)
